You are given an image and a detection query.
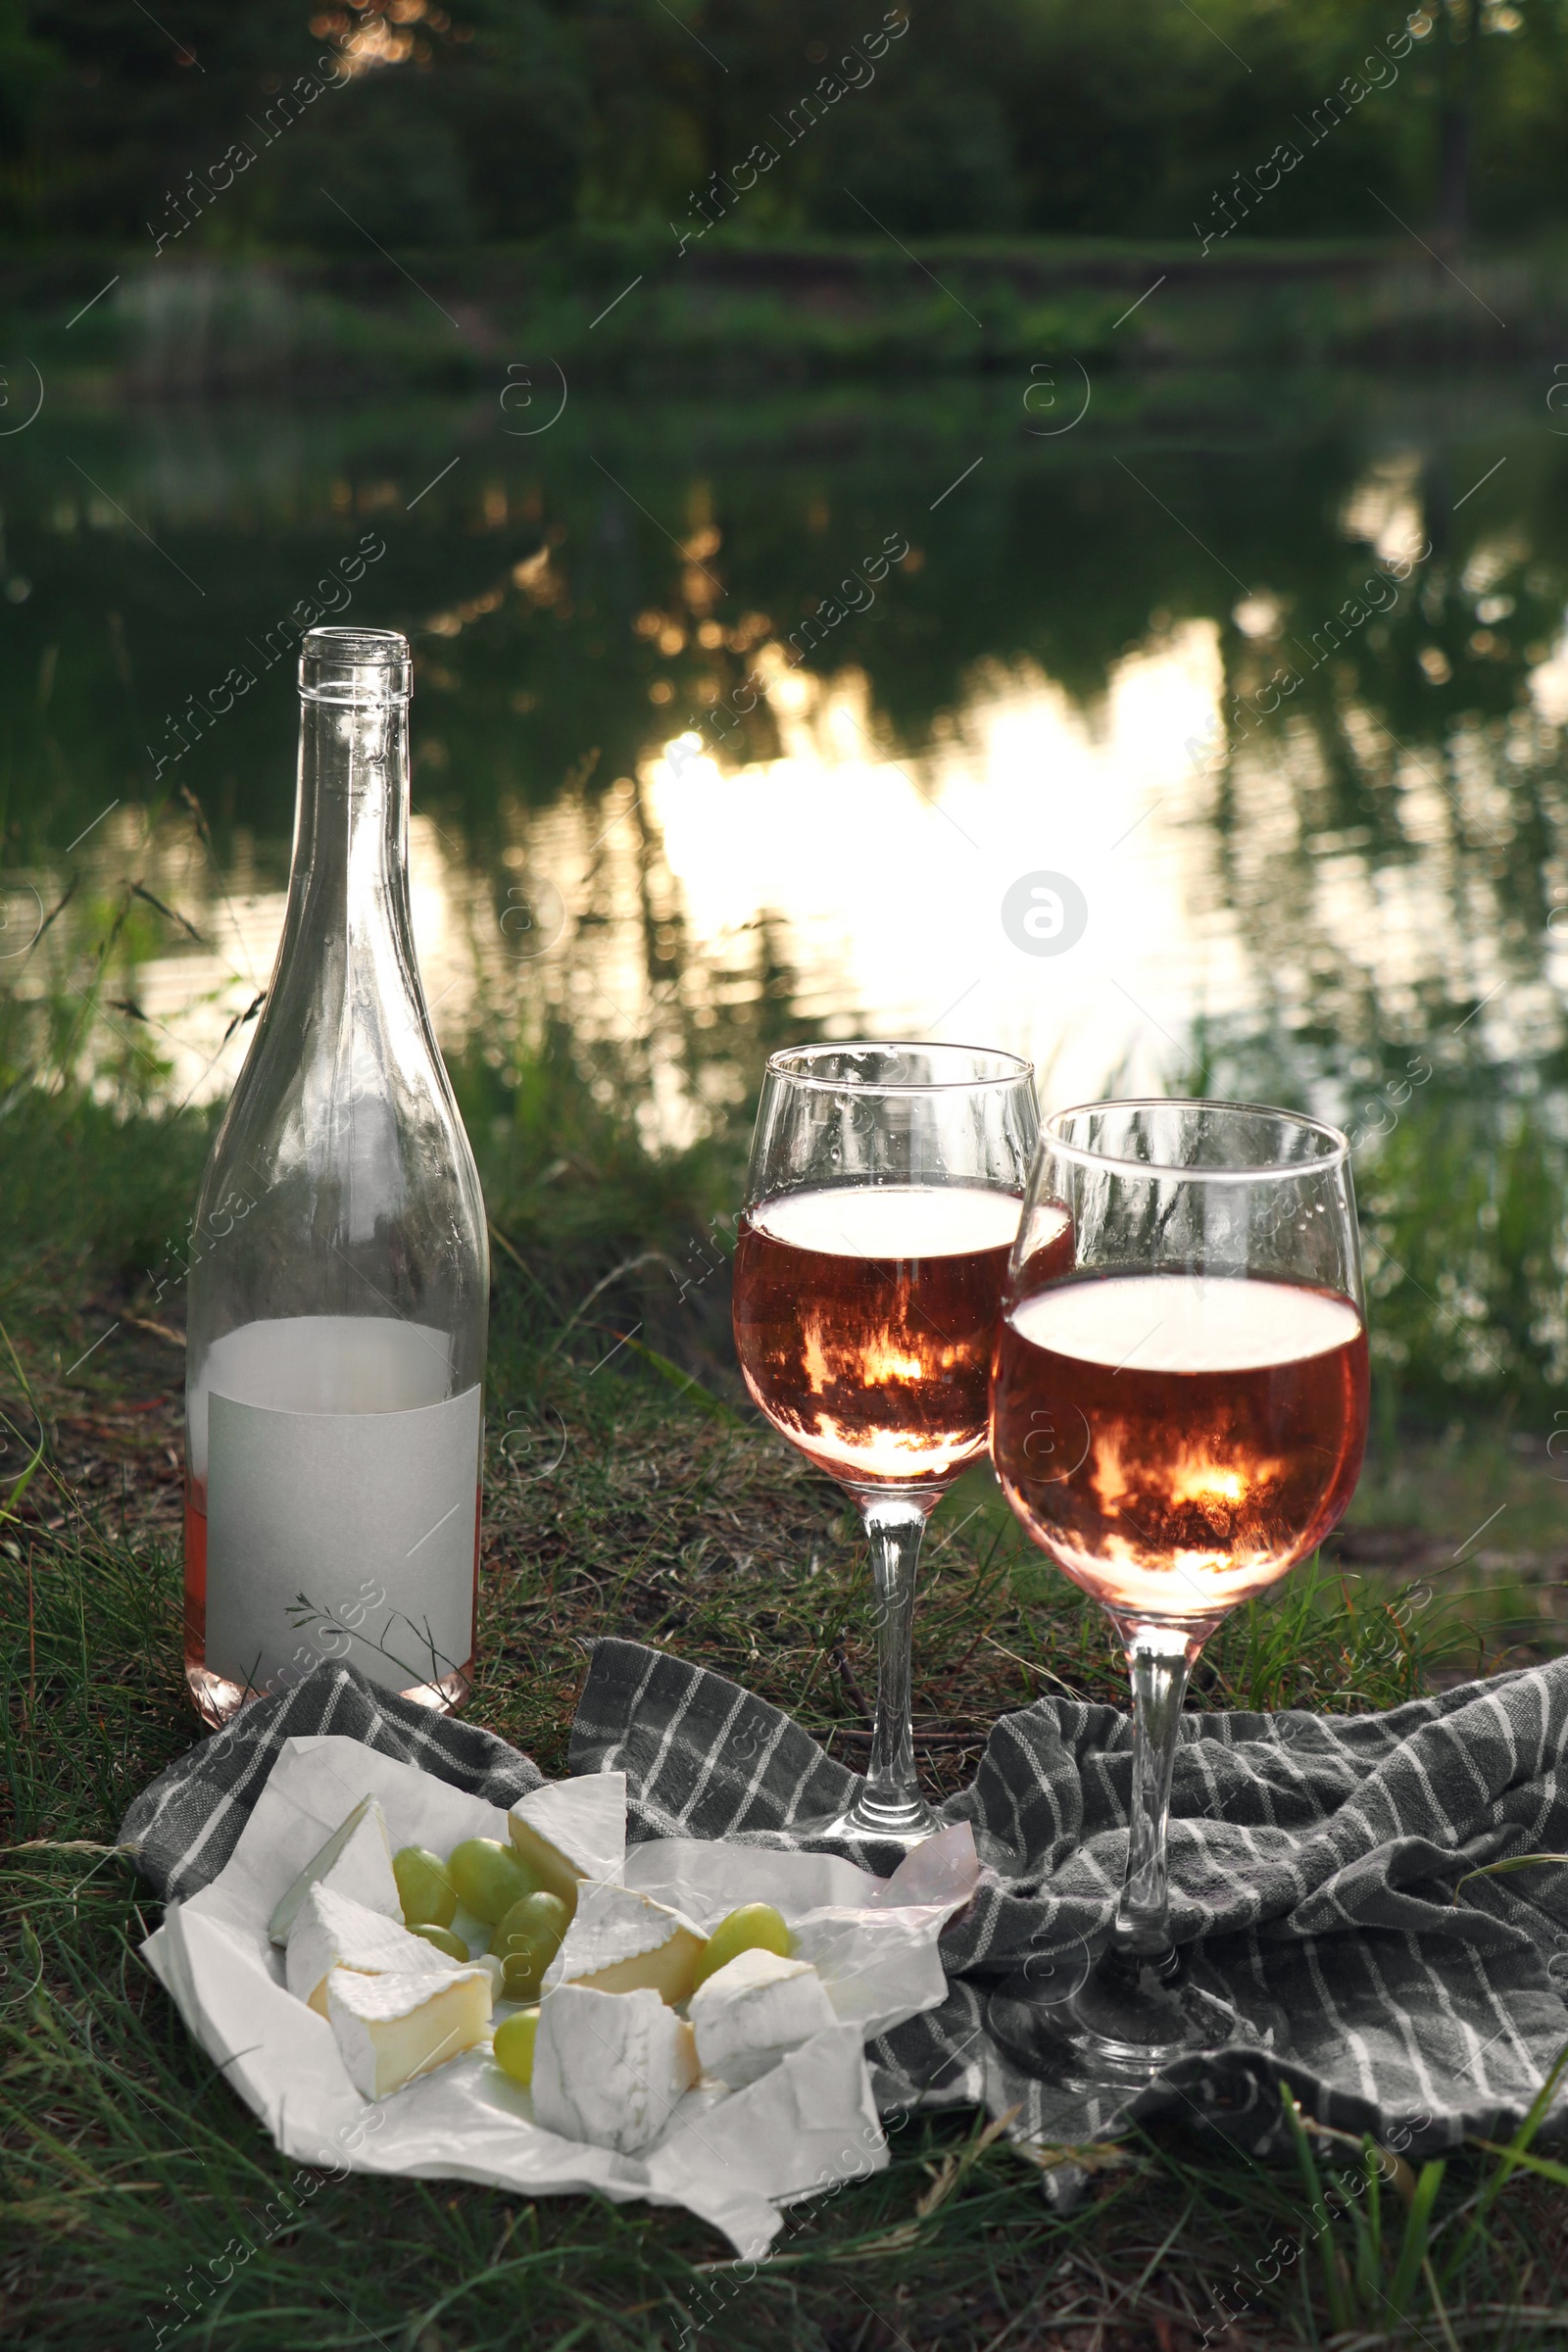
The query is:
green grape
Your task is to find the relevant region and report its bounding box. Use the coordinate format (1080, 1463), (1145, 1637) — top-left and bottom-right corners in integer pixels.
(446, 1838), (539, 1924)
(410, 1923), (469, 1963)
(392, 1845), (458, 1929)
(493, 2006), (540, 2088)
(693, 1902), (794, 1989)
(491, 1890), (569, 2000)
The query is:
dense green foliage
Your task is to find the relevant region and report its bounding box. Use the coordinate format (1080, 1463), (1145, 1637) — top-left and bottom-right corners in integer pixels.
(3, 0), (1567, 251)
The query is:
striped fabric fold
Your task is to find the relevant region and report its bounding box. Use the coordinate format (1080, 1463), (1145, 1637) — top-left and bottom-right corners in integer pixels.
(122, 1644), (1568, 2158)
(120, 1663), (543, 1902)
(571, 1639), (1568, 2156)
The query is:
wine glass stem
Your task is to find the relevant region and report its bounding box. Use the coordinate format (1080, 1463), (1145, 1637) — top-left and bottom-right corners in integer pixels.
(859, 1497), (929, 1825)
(1111, 1626), (1199, 1964)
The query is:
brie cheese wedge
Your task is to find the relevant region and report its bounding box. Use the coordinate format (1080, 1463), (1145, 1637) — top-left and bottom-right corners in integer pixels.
(542, 1882), (705, 2005)
(285, 1884), (448, 2018)
(510, 1772), (625, 1886)
(268, 1795), (400, 1947)
(688, 1946), (836, 2087)
(326, 1964), (492, 2100)
(531, 1983), (698, 2154)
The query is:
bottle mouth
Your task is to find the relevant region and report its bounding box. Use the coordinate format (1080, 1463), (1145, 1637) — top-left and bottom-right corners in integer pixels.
(300, 626), (412, 705)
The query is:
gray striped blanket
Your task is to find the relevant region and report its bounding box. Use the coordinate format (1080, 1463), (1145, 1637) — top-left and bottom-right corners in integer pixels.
(122, 1643), (1568, 2158)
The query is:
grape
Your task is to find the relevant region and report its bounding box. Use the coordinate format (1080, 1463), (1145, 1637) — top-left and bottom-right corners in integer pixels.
(693, 1902), (793, 1988)
(493, 2006), (540, 2087)
(447, 1838), (539, 1924)
(491, 1890), (569, 2000)
(410, 1923), (468, 1963)
(392, 1846), (458, 1929)
(508, 1818), (582, 1922)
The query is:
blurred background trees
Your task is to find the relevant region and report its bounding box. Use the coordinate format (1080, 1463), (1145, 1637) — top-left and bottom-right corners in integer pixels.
(2, 0), (1565, 252)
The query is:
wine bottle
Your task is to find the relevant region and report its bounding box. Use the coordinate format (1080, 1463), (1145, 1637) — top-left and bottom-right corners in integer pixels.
(183, 626), (487, 1725)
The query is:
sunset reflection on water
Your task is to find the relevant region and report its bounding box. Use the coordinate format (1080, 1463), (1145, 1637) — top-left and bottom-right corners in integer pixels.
(4, 439), (1567, 1162)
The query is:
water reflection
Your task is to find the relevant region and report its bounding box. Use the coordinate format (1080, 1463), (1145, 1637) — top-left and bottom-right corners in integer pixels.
(4, 382), (1568, 1417)
(0, 623), (1284, 1116)
(7, 597), (1563, 1121)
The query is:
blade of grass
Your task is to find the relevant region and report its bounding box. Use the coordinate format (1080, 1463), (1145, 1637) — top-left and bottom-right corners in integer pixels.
(1281, 2082), (1352, 2332)
(1387, 2159), (1446, 2316)
(1450, 1852), (1568, 1905)
(619, 1334), (746, 1426)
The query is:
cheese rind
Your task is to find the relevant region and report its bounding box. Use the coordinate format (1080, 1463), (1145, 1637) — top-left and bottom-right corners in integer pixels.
(509, 1772), (626, 1884)
(285, 1884), (449, 2017)
(688, 1946), (836, 2087)
(531, 1984), (698, 2154)
(326, 1964), (492, 2099)
(268, 1795), (400, 1946)
(543, 1881), (705, 2006)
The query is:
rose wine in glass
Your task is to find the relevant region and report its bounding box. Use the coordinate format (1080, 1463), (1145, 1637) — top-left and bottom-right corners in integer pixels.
(733, 1184), (1021, 1489)
(988, 1101), (1369, 2083)
(733, 1044), (1038, 1847)
(994, 1274), (1368, 1619)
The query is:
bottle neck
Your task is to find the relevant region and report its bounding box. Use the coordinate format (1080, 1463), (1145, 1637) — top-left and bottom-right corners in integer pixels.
(289, 693), (414, 952)
(264, 689), (444, 1248)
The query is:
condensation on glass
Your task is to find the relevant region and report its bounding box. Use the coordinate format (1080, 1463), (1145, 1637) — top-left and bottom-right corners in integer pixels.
(183, 627), (488, 1725)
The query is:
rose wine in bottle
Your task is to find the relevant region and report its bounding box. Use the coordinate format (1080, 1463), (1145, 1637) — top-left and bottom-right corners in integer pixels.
(183, 627), (488, 1725)
(731, 1183), (1021, 1488)
(991, 1271), (1368, 1621)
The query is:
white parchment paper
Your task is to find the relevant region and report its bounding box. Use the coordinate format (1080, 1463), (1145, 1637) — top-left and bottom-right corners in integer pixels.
(140, 1735), (978, 2258)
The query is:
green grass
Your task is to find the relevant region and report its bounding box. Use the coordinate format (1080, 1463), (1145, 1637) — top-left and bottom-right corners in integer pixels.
(2, 1058), (1566, 2347)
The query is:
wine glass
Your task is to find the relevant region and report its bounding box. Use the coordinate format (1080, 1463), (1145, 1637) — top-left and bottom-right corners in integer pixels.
(732, 1042), (1038, 1847)
(988, 1099), (1369, 2084)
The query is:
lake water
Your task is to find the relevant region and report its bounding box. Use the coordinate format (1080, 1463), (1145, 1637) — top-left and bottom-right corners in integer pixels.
(4, 370), (1567, 1436)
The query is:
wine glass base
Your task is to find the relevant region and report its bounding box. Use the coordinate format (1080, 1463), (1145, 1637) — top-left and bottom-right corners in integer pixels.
(988, 1947), (1288, 2091)
(784, 1779), (943, 1853)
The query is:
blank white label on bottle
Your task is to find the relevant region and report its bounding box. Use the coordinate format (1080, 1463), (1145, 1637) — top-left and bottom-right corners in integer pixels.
(188, 1314), (456, 1483)
(204, 1372), (481, 1699)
